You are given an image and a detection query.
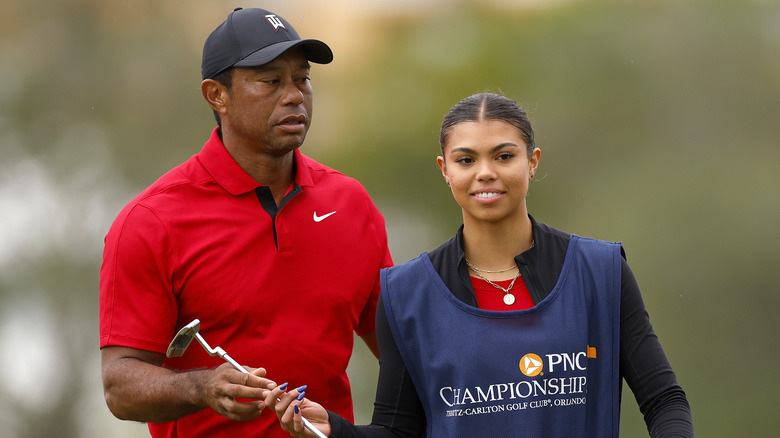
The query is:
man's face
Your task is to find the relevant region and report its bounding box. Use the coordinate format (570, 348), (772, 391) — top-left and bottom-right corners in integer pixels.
(222, 47), (313, 156)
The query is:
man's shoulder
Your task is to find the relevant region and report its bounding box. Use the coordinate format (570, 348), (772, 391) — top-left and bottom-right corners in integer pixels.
(123, 155), (212, 211)
(299, 153), (368, 193)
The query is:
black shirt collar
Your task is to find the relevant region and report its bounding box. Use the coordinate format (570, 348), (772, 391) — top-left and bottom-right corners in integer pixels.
(427, 215), (571, 306)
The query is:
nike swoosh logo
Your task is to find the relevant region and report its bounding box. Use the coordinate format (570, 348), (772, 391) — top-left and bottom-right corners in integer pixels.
(313, 211), (337, 222)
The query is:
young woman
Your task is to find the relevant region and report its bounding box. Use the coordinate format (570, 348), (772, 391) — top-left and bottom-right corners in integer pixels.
(266, 93), (693, 437)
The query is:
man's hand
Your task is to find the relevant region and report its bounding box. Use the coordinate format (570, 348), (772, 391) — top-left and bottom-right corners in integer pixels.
(194, 363), (273, 421)
(101, 346), (275, 423)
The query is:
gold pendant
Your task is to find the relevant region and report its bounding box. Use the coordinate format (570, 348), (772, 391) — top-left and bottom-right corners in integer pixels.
(503, 293), (516, 306)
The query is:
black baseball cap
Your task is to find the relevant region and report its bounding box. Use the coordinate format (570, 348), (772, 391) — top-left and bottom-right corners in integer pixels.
(202, 8), (333, 80)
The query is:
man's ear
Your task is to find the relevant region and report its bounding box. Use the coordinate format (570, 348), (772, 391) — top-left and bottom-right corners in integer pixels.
(201, 79), (228, 115)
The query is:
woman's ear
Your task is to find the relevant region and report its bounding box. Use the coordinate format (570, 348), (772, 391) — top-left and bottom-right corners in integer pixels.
(436, 156), (449, 185)
(529, 148), (541, 179)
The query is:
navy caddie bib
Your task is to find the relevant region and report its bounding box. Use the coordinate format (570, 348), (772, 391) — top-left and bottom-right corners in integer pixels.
(381, 235), (622, 438)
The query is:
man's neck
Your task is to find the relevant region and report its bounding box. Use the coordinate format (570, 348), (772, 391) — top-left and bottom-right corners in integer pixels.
(220, 129), (296, 205)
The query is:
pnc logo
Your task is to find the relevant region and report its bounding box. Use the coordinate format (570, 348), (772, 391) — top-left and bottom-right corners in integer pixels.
(519, 353), (544, 377)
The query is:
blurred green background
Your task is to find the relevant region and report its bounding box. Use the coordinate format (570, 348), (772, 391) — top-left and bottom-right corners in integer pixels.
(1, 0), (778, 436)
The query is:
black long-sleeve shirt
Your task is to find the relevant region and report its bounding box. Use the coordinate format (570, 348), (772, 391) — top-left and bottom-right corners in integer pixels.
(330, 217), (693, 437)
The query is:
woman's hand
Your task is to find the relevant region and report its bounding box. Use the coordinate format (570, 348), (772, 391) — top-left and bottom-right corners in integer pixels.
(265, 383), (332, 437)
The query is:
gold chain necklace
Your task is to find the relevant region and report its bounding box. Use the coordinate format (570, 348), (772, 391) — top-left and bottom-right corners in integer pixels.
(467, 263), (521, 306)
(464, 239), (534, 306)
(464, 261), (517, 273)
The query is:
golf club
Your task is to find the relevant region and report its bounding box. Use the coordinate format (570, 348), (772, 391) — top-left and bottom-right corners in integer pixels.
(166, 319), (328, 438)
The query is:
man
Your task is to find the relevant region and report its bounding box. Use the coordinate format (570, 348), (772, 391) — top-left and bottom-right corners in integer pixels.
(99, 8), (392, 437)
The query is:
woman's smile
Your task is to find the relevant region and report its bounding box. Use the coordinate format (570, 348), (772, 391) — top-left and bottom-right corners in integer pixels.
(472, 190), (505, 202)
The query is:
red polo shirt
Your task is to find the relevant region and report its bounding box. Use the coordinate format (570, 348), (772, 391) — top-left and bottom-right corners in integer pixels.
(100, 128), (392, 437)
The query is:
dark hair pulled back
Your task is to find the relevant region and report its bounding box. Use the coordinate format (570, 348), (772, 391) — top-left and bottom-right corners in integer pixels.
(439, 93), (535, 157)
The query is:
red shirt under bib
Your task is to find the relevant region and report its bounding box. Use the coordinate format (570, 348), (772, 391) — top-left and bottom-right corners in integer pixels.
(471, 275), (534, 311)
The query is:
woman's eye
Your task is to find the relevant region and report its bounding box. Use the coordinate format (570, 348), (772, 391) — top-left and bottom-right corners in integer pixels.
(455, 157), (474, 165)
(497, 153), (514, 161)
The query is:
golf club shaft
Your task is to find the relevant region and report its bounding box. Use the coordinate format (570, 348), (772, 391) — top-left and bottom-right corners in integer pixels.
(223, 353), (329, 438)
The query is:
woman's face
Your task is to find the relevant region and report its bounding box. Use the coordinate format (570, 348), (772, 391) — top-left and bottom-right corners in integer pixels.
(437, 120), (540, 225)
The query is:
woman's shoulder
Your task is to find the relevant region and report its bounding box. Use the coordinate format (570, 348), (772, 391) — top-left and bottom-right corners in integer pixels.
(427, 229), (461, 271)
(533, 219), (571, 241)
(534, 219), (621, 250)
(531, 218), (572, 256)
(536, 220), (627, 264)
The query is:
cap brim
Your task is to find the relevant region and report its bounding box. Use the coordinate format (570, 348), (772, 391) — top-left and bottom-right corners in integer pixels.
(233, 39), (333, 67)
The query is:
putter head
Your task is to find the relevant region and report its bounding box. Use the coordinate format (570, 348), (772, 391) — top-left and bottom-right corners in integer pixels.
(166, 319), (201, 358)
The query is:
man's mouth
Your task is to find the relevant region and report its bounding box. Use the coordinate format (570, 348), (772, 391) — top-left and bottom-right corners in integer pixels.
(275, 115), (307, 133)
(278, 115), (306, 126)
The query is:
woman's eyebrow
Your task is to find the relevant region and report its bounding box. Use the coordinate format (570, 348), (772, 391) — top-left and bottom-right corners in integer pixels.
(450, 143), (520, 154)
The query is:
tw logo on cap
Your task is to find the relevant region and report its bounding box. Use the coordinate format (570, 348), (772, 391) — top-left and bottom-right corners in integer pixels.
(264, 14), (286, 31)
